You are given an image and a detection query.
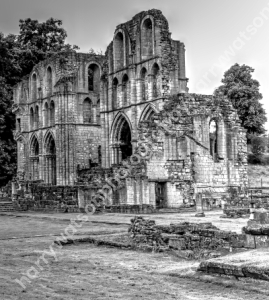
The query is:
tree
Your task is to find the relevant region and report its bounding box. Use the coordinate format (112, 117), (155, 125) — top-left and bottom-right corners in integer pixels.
(214, 64), (267, 139)
(0, 77), (17, 184)
(0, 18), (78, 186)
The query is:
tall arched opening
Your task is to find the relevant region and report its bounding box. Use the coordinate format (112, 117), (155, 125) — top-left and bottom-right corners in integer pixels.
(50, 101), (55, 126)
(111, 114), (132, 164)
(141, 68), (148, 101)
(151, 63), (160, 98)
(88, 64), (100, 93)
(47, 67), (53, 96)
(141, 18), (153, 59)
(30, 135), (39, 180)
(44, 133), (56, 185)
(83, 98), (92, 123)
(122, 74), (129, 106)
(112, 78), (118, 110)
(114, 32), (124, 70)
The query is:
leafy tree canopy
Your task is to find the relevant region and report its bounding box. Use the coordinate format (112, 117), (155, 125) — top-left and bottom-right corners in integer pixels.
(214, 63), (267, 139)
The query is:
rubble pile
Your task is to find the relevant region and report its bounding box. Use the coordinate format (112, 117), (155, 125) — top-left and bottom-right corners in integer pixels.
(128, 216), (168, 251)
(128, 217), (246, 256)
(223, 208), (250, 218)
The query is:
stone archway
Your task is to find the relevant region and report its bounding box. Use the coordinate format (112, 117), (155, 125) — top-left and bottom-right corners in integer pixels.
(111, 114), (132, 164)
(44, 132), (56, 185)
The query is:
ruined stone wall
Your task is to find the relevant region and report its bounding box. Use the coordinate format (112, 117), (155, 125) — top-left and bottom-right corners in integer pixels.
(13, 53), (104, 185)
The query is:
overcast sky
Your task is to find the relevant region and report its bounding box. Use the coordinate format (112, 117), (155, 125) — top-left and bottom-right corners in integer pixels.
(1, 0), (269, 131)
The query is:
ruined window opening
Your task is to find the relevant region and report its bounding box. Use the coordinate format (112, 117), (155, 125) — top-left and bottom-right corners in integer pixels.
(122, 74), (129, 106)
(119, 120), (132, 161)
(35, 106), (39, 129)
(47, 67), (53, 96)
(141, 18), (153, 59)
(17, 118), (21, 132)
(141, 68), (148, 101)
(30, 136), (39, 180)
(88, 64), (100, 93)
(209, 120), (218, 161)
(114, 32), (124, 70)
(152, 63), (160, 98)
(30, 107), (34, 130)
(32, 73), (37, 101)
(96, 99), (100, 124)
(83, 98), (92, 123)
(44, 133), (56, 185)
(44, 102), (49, 127)
(112, 78), (118, 109)
(50, 101), (55, 126)
(98, 145), (102, 165)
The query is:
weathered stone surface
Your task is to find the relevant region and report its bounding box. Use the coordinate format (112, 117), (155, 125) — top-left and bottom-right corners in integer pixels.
(12, 9), (248, 211)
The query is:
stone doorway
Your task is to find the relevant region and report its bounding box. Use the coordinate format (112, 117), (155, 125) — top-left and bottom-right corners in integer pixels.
(155, 182), (167, 208)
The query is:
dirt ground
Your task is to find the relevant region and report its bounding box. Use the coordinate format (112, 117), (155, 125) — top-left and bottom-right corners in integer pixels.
(1, 212), (269, 300)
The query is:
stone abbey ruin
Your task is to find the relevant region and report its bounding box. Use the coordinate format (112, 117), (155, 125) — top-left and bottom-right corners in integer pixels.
(10, 9), (248, 212)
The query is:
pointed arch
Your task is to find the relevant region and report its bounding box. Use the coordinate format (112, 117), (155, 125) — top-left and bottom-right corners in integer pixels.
(140, 67), (148, 101)
(44, 131), (56, 185)
(46, 66), (53, 96)
(122, 74), (129, 106)
(30, 134), (39, 156)
(44, 102), (49, 127)
(29, 134), (39, 181)
(34, 105), (39, 129)
(113, 30), (125, 70)
(110, 112), (132, 164)
(50, 100), (55, 126)
(151, 62), (161, 98)
(112, 78), (118, 110)
(141, 16), (154, 60)
(139, 104), (157, 123)
(88, 63), (100, 93)
(30, 107), (34, 130)
(32, 73), (37, 101)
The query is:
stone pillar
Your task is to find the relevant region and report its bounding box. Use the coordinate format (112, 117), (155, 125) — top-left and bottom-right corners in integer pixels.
(148, 74), (154, 100)
(78, 188), (85, 209)
(136, 79), (143, 103)
(217, 120), (226, 159)
(92, 105), (97, 123)
(195, 193), (205, 217)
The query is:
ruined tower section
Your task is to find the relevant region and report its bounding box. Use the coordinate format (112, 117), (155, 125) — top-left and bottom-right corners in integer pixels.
(101, 9), (188, 170)
(12, 53), (104, 186)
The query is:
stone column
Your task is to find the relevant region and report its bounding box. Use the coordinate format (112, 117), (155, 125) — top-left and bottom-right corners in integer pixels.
(148, 74), (154, 100)
(195, 193), (205, 217)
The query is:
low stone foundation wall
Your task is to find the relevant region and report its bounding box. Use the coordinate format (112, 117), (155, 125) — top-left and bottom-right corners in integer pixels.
(198, 260), (269, 281)
(105, 204), (155, 214)
(128, 216), (247, 256)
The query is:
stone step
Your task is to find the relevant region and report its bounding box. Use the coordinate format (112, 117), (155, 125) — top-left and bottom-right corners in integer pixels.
(0, 202), (14, 212)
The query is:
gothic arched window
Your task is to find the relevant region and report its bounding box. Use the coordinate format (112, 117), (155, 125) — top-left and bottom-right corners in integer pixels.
(112, 78), (118, 109)
(141, 68), (148, 101)
(209, 120), (218, 161)
(141, 18), (153, 59)
(50, 101), (55, 126)
(47, 67), (53, 96)
(114, 32), (124, 70)
(122, 74), (129, 106)
(83, 98), (92, 123)
(152, 63), (160, 98)
(88, 64), (100, 93)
